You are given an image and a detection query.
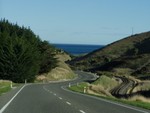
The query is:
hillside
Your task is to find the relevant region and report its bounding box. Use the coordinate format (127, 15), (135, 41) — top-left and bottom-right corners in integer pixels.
(69, 31), (150, 79)
(0, 19), (74, 83)
(37, 52), (76, 81)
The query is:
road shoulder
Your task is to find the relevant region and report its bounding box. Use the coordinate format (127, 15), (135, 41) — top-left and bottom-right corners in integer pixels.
(0, 85), (25, 110)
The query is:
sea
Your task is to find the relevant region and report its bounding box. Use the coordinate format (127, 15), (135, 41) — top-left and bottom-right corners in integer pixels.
(53, 44), (104, 55)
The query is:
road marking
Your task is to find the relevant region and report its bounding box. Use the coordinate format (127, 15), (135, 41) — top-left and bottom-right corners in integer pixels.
(43, 86), (49, 92)
(79, 110), (86, 113)
(54, 93), (56, 96)
(43, 86), (55, 95)
(66, 102), (71, 105)
(61, 86), (149, 113)
(59, 97), (62, 100)
(46, 89), (49, 92)
(0, 85), (26, 113)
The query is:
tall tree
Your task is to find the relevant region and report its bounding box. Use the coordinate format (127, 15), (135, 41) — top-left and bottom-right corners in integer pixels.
(39, 41), (58, 74)
(0, 19), (58, 83)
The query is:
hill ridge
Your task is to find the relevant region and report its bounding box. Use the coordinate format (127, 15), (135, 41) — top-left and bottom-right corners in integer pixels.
(69, 31), (150, 78)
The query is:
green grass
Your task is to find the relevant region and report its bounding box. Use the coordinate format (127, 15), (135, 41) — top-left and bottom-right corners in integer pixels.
(122, 100), (150, 110)
(93, 75), (118, 90)
(0, 81), (11, 95)
(69, 82), (150, 110)
(0, 81), (19, 95)
(69, 82), (88, 93)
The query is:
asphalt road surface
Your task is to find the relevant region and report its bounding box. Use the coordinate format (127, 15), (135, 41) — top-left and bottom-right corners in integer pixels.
(111, 76), (136, 97)
(0, 71), (150, 113)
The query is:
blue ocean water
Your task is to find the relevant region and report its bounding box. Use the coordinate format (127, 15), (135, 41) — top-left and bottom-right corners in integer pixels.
(53, 44), (104, 55)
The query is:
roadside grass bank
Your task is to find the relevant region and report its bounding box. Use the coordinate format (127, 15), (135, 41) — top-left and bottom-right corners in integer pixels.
(36, 53), (76, 82)
(0, 80), (19, 95)
(68, 82), (150, 110)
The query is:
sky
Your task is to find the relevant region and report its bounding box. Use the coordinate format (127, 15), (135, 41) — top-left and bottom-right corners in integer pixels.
(0, 0), (150, 45)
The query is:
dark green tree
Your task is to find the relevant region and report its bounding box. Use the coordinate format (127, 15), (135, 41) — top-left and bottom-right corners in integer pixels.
(0, 35), (40, 82)
(0, 19), (58, 83)
(39, 41), (58, 74)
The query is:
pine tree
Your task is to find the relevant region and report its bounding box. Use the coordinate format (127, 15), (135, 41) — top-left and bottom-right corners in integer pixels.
(0, 19), (58, 83)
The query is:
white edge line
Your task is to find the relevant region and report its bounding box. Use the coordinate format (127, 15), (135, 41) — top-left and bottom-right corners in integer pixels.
(79, 110), (86, 113)
(59, 97), (62, 100)
(0, 85), (26, 113)
(61, 86), (149, 113)
(66, 102), (71, 105)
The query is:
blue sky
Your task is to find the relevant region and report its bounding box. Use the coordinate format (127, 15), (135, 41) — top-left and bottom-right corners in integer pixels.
(1, 0), (150, 45)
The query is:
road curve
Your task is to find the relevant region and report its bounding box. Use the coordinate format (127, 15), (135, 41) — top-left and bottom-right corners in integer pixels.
(0, 71), (149, 113)
(111, 76), (136, 98)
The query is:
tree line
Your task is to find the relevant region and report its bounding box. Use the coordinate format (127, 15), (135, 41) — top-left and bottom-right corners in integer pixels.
(0, 19), (58, 83)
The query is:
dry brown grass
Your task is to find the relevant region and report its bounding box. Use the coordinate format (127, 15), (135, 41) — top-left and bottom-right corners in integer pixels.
(37, 53), (75, 82)
(113, 68), (134, 76)
(93, 75), (119, 91)
(86, 75), (121, 97)
(87, 90), (102, 96)
(0, 80), (11, 83)
(128, 95), (150, 103)
(88, 84), (112, 97)
(132, 81), (150, 93)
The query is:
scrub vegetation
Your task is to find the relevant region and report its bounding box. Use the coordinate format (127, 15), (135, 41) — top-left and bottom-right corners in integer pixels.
(69, 31), (150, 109)
(69, 31), (150, 79)
(37, 52), (76, 81)
(69, 81), (150, 110)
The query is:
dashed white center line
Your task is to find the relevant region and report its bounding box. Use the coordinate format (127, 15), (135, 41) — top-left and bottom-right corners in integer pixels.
(79, 110), (86, 113)
(54, 93), (56, 96)
(66, 102), (71, 105)
(59, 97), (62, 100)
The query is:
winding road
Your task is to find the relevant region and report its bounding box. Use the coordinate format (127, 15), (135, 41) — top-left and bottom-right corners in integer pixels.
(111, 76), (136, 98)
(0, 71), (149, 113)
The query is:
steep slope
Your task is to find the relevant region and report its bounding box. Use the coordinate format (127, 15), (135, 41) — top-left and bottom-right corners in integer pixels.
(37, 52), (76, 81)
(69, 31), (150, 78)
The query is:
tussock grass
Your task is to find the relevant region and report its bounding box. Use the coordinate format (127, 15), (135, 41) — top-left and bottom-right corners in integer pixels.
(139, 81), (150, 90)
(37, 53), (76, 82)
(93, 75), (119, 90)
(69, 81), (113, 97)
(112, 68), (133, 76)
(133, 81), (150, 93)
(88, 84), (112, 97)
(69, 82), (150, 110)
(128, 95), (150, 103)
(87, 75), (119, 97)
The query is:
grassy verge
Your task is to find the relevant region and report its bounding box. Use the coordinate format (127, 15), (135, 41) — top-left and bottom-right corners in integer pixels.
(69, 82), (150, 110)
(0, 81), (19, 95)
(69, 82), (88, 93)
